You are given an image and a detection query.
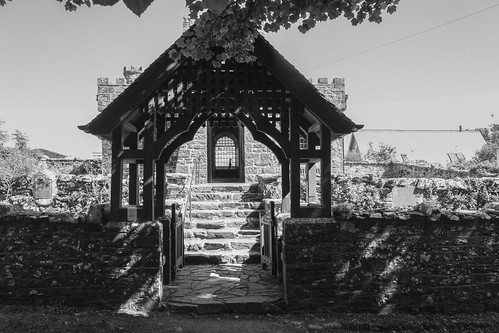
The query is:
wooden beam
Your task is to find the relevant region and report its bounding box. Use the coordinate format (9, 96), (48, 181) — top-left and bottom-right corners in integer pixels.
(320, 124), (332, 217)
(110, 124), (124, 219)
(249, 112), (291, 157)
(123, 121), (137, 133)
(154, 111), (196, 158)
(234, 112), (286, 163)
(160, 113), (211, 163)
(308, 121), (321, 134)
(119, 149), (144, 162)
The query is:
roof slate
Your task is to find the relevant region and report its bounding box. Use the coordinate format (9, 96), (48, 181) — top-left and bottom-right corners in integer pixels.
(345, 129), (486, 165)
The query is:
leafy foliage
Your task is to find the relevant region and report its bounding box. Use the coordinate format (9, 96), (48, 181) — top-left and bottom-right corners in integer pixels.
(12, 130), (29, 150)
(0, 147), (40, 199)
(0, 119), (8, 147)
(0, 0), (400, 64)
(365, 141), (397, 163)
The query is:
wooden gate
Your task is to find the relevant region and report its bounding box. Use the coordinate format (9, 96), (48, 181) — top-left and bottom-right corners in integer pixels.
(260, 201), (278, 276)
(170, 203), (185, 282)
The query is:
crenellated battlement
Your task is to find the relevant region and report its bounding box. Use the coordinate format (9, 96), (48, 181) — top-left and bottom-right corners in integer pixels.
(97, 77), (127, 85)
(311, 77), (347, 111)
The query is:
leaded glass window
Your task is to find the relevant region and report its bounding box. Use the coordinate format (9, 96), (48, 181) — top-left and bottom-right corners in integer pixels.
(215, 136), (238, 169)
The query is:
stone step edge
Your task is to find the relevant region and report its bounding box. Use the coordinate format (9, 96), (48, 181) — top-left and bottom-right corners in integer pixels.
(165, 199), (263, 205)
(165, 298), (286, 315)
(185, 227), (260, 235)
(184, 238), (260, 245)
(166, 193), (264, 202)
(167, 184), (261, 193)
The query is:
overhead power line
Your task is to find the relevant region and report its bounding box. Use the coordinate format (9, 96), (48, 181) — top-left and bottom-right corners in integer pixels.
(304, 2), (499, 71)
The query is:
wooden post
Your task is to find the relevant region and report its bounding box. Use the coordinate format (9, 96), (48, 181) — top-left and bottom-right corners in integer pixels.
(143, 118), (155, 221)
(110, 125), (123, 219)
(320, 125), (332, 217)
(155, 157), (166, 218)
(170, 203), (177, 282)
(128, 132), (139, 205)
(307, 162), (317, 203)
(281, 160), (290, 213)
(289, 105), (301, 218)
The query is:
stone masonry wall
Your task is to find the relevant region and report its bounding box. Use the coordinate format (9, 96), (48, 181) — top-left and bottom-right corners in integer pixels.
(244, 130), (280, 183)
(171, 127), (209, 183)
(97, 67), (142, 175)
(0, 213), (163, 312)
(283, 214), (499, 313)
(315, 78), (347, 174)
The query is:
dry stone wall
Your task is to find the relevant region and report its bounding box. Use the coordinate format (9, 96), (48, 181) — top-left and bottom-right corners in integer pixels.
(344, 162), (472, 179)
(331, 175), (499, 212)
(0, 213), (163, 312)
(283, 213), (499, 313)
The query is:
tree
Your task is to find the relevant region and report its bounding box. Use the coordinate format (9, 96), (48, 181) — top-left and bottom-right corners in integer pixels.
(1, 0), (400, 65)
(0, 119), (8, 147)
(474, 124), (499, 163)
(12, 129), (29, 150)
(365, 141), (397, 163)
(0, 147), (40, 199)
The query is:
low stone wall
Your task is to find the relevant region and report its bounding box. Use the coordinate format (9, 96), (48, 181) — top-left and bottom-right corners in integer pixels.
(344, 162), (472, 179)
(5, 173), (109, 218)
(0, 213), (163, 314)
(332, 176), (499, 211)
(283, 213), (499, 313)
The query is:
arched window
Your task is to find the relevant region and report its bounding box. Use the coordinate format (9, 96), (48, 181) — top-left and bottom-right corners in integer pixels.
(214, 135), (238, 169)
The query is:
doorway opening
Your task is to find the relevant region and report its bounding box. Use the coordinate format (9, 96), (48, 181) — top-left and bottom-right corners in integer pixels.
(207, 122), (245, 183)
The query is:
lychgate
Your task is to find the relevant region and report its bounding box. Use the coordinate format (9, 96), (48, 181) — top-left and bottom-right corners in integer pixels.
(79, 31), (362, 223)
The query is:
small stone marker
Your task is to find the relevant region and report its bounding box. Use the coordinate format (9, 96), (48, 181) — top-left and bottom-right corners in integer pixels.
(392, 186), (417, 207)
(127, 206), (137, 222)
(33, 170), (57, 206)
(34, 176), (52, 199)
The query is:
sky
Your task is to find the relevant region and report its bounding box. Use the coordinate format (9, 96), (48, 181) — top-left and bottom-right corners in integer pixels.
(0, 0), (498, 158)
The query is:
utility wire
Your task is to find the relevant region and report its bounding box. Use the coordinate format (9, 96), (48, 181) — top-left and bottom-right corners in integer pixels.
(304, 2), (499, 71)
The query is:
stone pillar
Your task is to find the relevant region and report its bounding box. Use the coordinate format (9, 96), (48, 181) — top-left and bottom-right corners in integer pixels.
(313, 77), (348, 174)
(97, 66), (143, 175)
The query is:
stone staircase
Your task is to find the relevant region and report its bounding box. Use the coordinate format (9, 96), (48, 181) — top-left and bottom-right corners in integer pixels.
(166, 182), (263, 265)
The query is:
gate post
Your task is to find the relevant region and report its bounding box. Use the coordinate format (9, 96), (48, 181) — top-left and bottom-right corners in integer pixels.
(159, 215), (172, 284)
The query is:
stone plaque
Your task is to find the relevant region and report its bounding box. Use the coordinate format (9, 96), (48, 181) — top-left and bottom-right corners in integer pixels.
(392, 186), (417, 207)
(127, 206), (137, 222)
(34, 176), (52, 199)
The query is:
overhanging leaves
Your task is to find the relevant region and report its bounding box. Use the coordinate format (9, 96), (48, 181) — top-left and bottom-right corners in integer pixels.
(2, 0), (401, 63)
(93, 0), (120, 6)
(122, 0), (154, 16)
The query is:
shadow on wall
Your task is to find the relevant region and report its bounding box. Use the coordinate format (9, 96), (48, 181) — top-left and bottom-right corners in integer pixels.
(0, 210), (163, 316)
(283, 214), (499, 313)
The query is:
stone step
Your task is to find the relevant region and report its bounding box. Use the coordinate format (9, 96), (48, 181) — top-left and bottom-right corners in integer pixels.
(184, 238), (260, 253)
(191, 183), (260, 194)
(189, 209), (261, 220)
(185, 227), (260, 240)
(166, 191), (264, 202)
(165, 200), (263, 211)
(191, 192), (264, 202)
(184, 249), (261, 265)
(184, 217), (260, 229)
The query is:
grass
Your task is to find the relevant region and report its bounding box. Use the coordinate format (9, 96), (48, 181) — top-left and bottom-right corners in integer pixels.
(2, 305), (499, 332)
